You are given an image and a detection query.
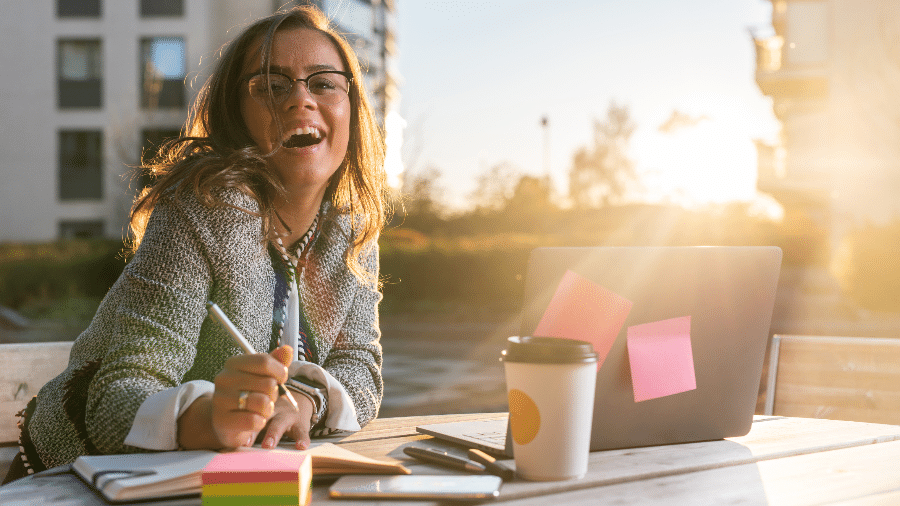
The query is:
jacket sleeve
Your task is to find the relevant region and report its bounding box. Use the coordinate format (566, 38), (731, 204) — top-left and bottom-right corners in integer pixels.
(82, 190), (268, 454)
(321, 241), (384, 428)
(82, 195), (214, 454)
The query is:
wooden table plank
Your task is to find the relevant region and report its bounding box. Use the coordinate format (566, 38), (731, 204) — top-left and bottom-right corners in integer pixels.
(828, 490), (900, 506)
(498, 438), (900, 505)
(310, 416), (900, 504)
(434, 416), (900, 503)
(4, 415), (899, 505)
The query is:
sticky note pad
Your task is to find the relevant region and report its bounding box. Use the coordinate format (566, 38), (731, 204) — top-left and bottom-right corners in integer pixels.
(626, 316), (696, 402)
(534, 270), (632, 368)
(202, 450), (312, 506)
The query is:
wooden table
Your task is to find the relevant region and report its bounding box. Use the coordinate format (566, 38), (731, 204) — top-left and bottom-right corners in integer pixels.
(4, 413), (900, 505)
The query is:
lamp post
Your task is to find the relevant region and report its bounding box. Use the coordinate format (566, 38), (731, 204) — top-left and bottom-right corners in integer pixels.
(541, 115), (550, 176)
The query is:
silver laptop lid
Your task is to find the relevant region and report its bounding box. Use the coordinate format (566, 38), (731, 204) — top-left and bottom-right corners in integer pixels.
(521, 246), (782, 451)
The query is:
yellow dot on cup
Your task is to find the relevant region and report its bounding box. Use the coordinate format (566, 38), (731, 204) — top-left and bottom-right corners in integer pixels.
(508, 388), (540, 445)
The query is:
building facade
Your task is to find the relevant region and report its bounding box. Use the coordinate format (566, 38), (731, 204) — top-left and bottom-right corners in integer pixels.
(753, 0), (900, 250)
(0, 0), (399, 242)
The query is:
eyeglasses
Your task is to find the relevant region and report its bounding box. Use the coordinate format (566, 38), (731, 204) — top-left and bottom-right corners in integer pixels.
(245, 70), (353, 106)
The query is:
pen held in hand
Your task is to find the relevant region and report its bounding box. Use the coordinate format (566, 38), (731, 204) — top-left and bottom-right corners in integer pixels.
(403, 446), (486, 473)
(206, 301), (300, 413)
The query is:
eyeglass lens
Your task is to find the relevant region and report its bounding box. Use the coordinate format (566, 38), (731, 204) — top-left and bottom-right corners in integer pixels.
(248, 72), (350, 105)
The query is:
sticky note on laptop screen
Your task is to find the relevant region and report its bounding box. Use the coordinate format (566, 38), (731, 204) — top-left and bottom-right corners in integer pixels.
(626, 316), (696, 403)
(533, 269), (633, 368)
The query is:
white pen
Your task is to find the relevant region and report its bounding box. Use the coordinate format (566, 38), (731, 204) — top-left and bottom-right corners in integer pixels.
(206, 301), (300, 412)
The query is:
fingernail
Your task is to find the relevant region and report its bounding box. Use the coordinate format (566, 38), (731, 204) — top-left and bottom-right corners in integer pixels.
(246, 435), (254, 446)
(265, 437), (275, 448)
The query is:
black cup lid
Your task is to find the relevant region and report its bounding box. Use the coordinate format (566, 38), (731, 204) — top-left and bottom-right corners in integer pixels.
(501, 336), (598, 364)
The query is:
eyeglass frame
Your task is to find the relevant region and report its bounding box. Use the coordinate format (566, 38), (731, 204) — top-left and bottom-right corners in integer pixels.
(242, 69), (354, 105)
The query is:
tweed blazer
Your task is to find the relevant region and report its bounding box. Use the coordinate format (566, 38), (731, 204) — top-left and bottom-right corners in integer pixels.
(24, 188), (383, 469)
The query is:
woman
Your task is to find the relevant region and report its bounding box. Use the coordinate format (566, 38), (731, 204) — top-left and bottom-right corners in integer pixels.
(5, 5), (388, 481)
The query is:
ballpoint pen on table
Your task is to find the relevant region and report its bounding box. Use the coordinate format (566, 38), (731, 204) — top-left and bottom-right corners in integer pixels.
(467, 448), (516, 480)
(206, 301), (300, 412)
(403, 446), (486, 473)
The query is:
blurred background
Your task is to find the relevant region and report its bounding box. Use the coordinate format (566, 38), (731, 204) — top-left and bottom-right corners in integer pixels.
(1, 0), (900, 417)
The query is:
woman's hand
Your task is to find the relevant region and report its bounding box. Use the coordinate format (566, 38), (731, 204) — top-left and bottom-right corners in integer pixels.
(178, 345), (317, 450)
(206, 345), (293, 448)
(259, 346), (316, 450)
(177, 345), (292, 449)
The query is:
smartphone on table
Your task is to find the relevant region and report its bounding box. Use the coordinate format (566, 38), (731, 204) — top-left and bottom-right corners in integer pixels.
(329, 474), (503, 500)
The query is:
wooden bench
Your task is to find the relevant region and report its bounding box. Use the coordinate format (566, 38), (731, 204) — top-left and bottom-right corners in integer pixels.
(764, 334), (900, 425)
(0, 341), (73, 478)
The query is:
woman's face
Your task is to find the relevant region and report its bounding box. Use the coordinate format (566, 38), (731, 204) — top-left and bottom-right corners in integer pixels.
(241, 27), (351, 193)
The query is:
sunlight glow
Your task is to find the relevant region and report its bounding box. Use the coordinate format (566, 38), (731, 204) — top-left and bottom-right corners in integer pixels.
(634, 119), (760, 205)
(384, 110), (406, 189)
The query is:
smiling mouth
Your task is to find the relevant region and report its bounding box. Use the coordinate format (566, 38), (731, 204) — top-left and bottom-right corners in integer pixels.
(282, 127), (324, 149)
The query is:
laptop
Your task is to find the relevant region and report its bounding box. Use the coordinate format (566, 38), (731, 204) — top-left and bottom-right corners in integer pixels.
(417, 246), (782, 457)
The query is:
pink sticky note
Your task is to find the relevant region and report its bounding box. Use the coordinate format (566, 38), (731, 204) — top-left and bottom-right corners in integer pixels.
(202, 451), (310, 484)
(533, 270), (632, 368)
(626, 316), (696, 402)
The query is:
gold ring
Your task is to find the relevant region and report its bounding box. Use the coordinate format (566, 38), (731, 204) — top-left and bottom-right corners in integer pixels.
(237, 391), (250, 411)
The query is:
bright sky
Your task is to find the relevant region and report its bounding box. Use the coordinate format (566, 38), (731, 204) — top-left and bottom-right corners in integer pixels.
(395, 0), (780, 210)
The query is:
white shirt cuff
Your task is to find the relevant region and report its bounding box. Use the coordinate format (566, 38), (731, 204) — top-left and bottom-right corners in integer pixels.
(123, 380), (215, 450)
(288, 361), (361, 432)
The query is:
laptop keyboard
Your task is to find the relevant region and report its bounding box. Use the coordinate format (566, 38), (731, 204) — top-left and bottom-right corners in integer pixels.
(464, 431), (506, 446)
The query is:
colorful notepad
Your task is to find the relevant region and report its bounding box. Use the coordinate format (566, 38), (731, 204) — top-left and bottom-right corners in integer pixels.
(202, 450), (312, 506)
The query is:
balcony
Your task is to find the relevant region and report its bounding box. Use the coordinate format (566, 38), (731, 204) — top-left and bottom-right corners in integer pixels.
(755, 140), (831, 206)
(753, 35), (828, 100)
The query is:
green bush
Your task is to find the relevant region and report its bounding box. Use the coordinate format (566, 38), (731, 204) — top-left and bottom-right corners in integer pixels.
(380, 246), (530, 316)
(0, 240), (125, 319)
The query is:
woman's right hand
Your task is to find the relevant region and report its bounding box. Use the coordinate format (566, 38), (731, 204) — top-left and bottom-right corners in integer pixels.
(210, 350), (290, 447)
(178, 347), (291, 449)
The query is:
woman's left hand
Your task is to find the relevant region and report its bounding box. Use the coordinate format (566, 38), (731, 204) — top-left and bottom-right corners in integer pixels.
(259, 346), (316, 450)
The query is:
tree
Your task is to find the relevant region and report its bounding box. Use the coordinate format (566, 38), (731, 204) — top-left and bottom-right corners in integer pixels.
(469, 161), (521, 212)
(568, 102), (637, 208)
(505, 174), (555, 217)
(396, 165), (445, 232)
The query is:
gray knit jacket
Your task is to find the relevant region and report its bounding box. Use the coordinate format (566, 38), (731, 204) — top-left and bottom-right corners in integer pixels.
(24, 188), (383, 469)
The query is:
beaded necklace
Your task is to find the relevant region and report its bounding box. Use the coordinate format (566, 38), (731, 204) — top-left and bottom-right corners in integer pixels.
(271, 213), (320, 362)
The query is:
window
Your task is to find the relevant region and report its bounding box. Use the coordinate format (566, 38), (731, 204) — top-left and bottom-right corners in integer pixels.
(325, 0), (376, 64)
(59, 220), (104, 239)
(141, 128), (179, 163)
(59, 130), (103, 200)
(57, 0), (101, 17)
(138, 128), (179, 190)
(141, 37), (186, 109)
(140, 0), (183, 17)
(325, 0), (374, 39)
(58, 39), (102, 108)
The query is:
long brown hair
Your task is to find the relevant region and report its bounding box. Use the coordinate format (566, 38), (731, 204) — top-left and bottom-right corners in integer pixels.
(131, 5), (388, 283)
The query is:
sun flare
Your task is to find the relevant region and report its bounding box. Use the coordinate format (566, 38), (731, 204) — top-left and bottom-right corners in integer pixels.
(633, 118), (765, 207)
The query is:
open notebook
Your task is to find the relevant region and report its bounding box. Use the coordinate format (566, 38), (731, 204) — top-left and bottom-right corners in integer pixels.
(73, 443), (409, 503)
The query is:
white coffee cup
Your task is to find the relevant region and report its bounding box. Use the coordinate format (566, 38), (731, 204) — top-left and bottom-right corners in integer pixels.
(501, 336), (597, 481)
